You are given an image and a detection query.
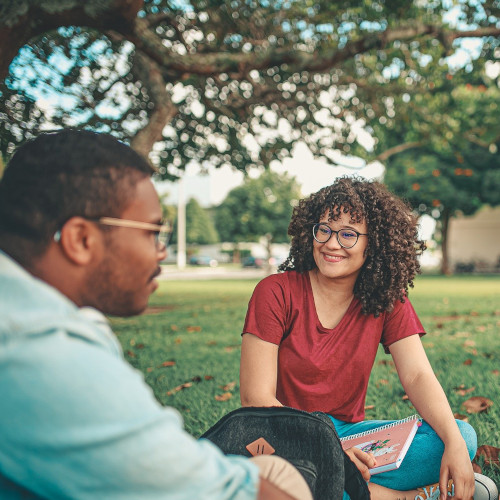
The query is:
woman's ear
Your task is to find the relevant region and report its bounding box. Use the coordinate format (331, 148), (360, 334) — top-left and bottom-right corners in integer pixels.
(56, 217), (101, 266)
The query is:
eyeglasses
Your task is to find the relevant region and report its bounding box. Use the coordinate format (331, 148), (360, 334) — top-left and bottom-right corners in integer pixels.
(54, 217), (172, 251)
(312, 223), (368, 249)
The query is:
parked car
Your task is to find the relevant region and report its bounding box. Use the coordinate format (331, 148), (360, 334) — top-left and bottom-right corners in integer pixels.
(189, 255), (218, 267)
(241, 256), (265, 268)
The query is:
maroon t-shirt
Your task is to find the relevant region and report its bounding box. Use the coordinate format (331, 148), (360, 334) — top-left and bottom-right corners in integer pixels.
(243, 271), (425, 422)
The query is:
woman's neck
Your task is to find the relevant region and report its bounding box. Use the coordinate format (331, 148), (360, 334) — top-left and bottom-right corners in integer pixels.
(309, 268), (355, 301)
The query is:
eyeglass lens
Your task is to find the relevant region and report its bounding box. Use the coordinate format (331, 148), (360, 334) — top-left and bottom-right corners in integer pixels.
(312, 223), (359, 248)
(155, 231), (170, 249)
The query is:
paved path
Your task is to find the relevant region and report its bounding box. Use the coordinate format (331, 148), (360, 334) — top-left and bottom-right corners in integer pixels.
(159, 265), (270, 280)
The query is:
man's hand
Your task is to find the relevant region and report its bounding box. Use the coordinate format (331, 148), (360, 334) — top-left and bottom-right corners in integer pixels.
(258, 478), (299, 500)
(344, 447), (377, 481)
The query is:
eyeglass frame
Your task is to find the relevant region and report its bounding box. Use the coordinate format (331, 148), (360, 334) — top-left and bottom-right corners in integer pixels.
(54, 217), (172, 251)
(311, 222), (368, 249)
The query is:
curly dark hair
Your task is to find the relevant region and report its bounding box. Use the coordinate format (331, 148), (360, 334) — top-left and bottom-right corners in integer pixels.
(279, 176), (426, 316)
(0, 129), (153, 267)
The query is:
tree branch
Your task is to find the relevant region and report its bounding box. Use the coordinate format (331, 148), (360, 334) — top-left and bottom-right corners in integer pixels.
(0, 0), (143, 79)
(129, 21), (500, 80)
(376, 141), (422, 162)
(128, 51), (178, 164)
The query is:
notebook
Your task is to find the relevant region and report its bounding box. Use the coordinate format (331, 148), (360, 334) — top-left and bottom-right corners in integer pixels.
(340, 414), (421, 474)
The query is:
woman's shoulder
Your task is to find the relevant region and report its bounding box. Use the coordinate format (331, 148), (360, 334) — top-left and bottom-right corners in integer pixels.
(256, 270), (308, 291)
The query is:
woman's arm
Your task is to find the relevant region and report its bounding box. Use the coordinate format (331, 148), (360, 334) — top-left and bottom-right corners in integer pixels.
(389, 335), (475, 500)
(240, 333), (283, 407)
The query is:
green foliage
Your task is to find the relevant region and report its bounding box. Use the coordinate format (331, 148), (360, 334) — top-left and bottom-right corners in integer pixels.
(111, 275), (500, 485)
(185, 197), (219, 245)
(382, 84), (500, 273)
(214, 170), (301, 244)
(1, 1), (498, 176)
(383, 85), (500, 218)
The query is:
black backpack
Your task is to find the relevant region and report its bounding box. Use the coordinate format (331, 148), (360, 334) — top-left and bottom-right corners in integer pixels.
(201, 406), (370, 500)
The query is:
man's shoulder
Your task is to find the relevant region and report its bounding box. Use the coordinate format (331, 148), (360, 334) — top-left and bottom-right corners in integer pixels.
(0, 252), (120, 353)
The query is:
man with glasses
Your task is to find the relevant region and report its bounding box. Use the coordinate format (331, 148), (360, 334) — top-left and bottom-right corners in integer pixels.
(0, 129), (311, 500)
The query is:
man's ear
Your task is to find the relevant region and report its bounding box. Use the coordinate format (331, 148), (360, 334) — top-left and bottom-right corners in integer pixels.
(57, 217), (101, 266)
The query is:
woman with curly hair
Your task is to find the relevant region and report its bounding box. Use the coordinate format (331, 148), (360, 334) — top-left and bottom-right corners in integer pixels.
(239, 177), (490, 500)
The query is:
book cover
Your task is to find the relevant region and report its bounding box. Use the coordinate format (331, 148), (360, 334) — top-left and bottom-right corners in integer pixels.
(340, 415), (421, 475)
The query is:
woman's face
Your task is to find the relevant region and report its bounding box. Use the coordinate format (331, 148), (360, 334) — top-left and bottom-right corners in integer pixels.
(312, 209), (369, 283)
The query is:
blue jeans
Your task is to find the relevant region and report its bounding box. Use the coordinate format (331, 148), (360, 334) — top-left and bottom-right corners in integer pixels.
(329, 416), (477, 498)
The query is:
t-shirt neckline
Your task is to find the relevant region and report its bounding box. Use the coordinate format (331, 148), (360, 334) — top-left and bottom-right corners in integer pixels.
(305, 270), (358, 334)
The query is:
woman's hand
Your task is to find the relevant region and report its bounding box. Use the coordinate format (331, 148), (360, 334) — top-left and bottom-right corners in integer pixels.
(344, 448), (377, 481)
(439, 441), (475, 500)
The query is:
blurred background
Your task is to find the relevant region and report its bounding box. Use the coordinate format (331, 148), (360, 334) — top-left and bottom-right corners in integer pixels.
(1, 0), (499, 275)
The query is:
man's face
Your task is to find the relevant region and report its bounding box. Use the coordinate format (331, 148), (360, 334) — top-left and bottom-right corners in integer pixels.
(85, 177), (166, 316)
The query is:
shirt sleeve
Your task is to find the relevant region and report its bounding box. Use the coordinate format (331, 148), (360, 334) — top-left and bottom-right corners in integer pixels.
(242, 274), (289, 345)
(381, 297), (426, 353)
(0, 328), (259, 500)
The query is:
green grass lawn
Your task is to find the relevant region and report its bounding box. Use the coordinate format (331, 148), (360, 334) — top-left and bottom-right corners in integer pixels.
(110, 274), (500, 483)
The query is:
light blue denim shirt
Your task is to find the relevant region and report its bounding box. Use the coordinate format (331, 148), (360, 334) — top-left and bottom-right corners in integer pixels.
(0, 251), (259, 499)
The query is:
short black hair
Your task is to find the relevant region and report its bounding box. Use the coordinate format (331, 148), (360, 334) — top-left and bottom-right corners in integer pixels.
(279, 176), (426, 316)
(0, 129), (154, 265)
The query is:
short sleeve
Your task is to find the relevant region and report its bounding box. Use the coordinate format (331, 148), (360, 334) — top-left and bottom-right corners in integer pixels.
(381, 297), (426, 353)
(242, 274), (289, 345)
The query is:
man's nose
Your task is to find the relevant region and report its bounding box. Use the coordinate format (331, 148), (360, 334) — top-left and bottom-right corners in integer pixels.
(157, 245), (167, 261)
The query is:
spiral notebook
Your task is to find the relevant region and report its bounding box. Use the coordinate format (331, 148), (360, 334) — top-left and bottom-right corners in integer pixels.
(340, 415), (421, 474)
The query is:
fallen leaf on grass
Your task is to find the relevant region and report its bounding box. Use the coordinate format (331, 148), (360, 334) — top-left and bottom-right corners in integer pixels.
(377, 360), (395, 366)
(475, 445), (500, 466)
(136, 343), (145, 349)
(221, 381), (237, 391)
(492, 370), (499, 376)
(454, 384), (475, 396)
(472, 463), (482, 474)
(207, 340), (217, 346)
(146, 367), (153, 373)
(175, 338), (182, 344)
(422, 342), (434, 348)
(462, 396), (493, 414)
(463, 359), (473, 366)
(215, 392), (233, 401)
(402, 394), (409, 401)
(126, 350), (136, 358)
(161, 361), (176, 367)
(453, 413), (469, 422)
(204, 375), (214, 380)
(224, 346), (239, 352)
(463, 340), (476, 347)
(191, 376), (202, 383)
(170, 324), (179, 331)
(186, 325), (202, 332)
(364, 405), (375, 410)
(167, 382), (192, 396)
(475, 326), (486, 333)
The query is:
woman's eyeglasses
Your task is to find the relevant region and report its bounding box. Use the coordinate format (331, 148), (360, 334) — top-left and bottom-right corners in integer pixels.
(312, 223), (367, 249)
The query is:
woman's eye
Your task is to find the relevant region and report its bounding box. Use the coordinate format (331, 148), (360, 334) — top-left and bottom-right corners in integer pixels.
(341, 231), (356, 239)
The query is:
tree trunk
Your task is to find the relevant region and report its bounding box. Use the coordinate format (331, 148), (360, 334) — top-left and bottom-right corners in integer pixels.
(232, 244), (241, 264)
(440, 208), (452, 275)
(264, 233), (273, 275)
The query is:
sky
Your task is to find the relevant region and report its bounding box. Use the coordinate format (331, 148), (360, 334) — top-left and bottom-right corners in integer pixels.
(156, 141), (437, 241)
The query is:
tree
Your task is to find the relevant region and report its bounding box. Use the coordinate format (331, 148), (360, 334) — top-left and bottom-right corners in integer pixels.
(384, 85), (500, 274)
(1, 1), (499, 175)
(215, 171), (301, 262)
(185, 197), (218, 245)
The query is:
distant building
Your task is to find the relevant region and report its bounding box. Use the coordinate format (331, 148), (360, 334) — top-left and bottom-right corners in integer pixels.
(448, 206), (500, 272)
